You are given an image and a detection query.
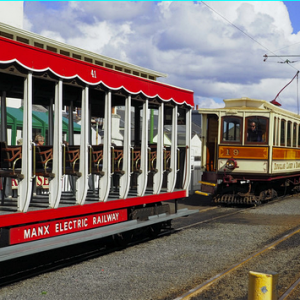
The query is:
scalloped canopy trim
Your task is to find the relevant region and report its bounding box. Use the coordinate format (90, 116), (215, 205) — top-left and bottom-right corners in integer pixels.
(0, 37), (194, 108)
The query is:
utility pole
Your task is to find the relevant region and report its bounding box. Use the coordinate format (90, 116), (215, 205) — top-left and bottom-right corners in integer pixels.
(264, 54), (300, 114)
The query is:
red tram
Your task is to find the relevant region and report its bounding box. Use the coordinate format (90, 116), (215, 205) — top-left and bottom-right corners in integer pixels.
(0, 22), (196, 260)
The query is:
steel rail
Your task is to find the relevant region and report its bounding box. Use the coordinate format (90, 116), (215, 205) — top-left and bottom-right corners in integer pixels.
(0, 197), (288, 291)
(279, 277), (300, 300)
(174, 222), (300, 300)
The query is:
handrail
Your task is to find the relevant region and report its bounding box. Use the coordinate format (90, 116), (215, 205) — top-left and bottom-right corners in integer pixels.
(148, 147), (151, 173)
(177, 148), (180, 172)
(32, 141), (36, 180)
(62, 143), (66, 175)
(130, 147), (134, 174)
(163, 147), (167, 172)
(111, 145), (115, 175)
(88, 145), (92, 174)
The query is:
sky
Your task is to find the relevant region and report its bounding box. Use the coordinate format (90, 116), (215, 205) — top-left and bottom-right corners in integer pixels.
(20, 1), (300, 113)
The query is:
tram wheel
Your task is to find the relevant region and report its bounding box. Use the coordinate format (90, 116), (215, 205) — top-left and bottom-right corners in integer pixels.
(113, 231), (134, 247)
(148, 223), (162, 238)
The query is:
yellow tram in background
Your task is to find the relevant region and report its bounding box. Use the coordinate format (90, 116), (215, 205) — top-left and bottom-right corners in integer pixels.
(197, 97), (300, 205)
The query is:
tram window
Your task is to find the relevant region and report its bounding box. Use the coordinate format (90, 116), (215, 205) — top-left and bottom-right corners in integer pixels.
(221, 116), (241, 143)
(178, 108), (186, 125)
(298, 124), (300, 148)
(287, 121), (291, 147)
(245, 116), (268, 143)
(280, 119), (286, 146)
(273, 117), (276, 146)
(293, 122), (297, 147)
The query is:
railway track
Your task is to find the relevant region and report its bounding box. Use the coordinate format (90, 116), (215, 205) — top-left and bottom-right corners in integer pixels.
(279, 277), (300, 300)
(2, 195), (300, 300)
(0, 205), (242, 288)
(173, 196), (300, 300)
(174, 225), (300, 299)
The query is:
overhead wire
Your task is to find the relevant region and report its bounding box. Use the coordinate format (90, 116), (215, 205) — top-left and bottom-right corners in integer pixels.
(201, 1), (300, 109)
(200, 1), (299, 72)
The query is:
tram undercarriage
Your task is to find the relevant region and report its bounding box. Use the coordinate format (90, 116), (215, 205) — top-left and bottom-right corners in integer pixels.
(212, 182), (278, 205)
(202, 173), (300, 206)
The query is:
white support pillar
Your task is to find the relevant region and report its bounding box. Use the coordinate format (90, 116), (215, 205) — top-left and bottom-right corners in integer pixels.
(137, 99), (149, 196)
(201, 114), (208, 171)
(167, 105), (178, 192)
(49, 80), (63, 208)
(182, 108), (192, 195)
(76, 86), (90, 205)
(153, 103), (164, 194)
(119, 95), (131, 199)
(99, 91), (112, 201)
(18, 73), (33, 212)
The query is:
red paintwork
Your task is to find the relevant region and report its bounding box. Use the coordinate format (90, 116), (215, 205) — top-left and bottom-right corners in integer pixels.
(10, 208), (128, 245)
(0, 190), (187, 228)
(0, 37), (194, 107)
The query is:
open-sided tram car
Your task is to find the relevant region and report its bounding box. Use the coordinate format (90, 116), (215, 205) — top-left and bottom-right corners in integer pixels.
(0, 22), (197, 261)
(197, 97), (300, 205)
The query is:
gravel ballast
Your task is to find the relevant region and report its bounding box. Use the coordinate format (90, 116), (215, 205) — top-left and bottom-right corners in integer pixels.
(1, 197), (300, 300)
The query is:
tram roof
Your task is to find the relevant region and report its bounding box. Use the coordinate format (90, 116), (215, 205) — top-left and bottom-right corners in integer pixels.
(0, 23), (194, 108)
(198, 97), (300, 119)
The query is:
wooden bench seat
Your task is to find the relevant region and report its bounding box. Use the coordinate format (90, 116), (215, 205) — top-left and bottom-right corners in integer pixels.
(112, 146), (124, 175)
(131, 147), (142, 174)
(34, 145), (55, 178)
(164, 148), (171, 172)
(64, 145), (81, 177)
(0, 141), (23, 179)
(90, 145), (104, 176)
(148, 145), (158, 173)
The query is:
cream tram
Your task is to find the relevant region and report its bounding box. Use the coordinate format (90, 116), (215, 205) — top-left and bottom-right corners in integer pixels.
(197, 97), (300, 205)
(0, 22), (196, 260)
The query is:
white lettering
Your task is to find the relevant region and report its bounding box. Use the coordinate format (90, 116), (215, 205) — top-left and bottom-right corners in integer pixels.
(24, 229), (31, 239)
(92, 213), (120, 225)
(44, 225), (49, 235)
(31, 228), (37, 237)
(38, 226), (43, 236)
(20, 211), (122, 243)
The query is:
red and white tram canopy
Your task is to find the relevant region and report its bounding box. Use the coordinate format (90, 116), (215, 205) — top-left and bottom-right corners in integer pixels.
(0, 36), (194, 108)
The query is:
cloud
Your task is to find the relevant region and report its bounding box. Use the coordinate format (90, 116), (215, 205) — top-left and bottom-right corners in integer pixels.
(195, 97), (224, 109)
(23, 1), (300, 113)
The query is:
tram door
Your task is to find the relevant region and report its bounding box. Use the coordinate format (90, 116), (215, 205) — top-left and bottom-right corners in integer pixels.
(205, 114), (218, 172)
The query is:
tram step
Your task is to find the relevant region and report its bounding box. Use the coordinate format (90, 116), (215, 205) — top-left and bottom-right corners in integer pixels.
(195, 190), (211, 197)
(198, 180), (216, 195)
(198, 181), (216, 187)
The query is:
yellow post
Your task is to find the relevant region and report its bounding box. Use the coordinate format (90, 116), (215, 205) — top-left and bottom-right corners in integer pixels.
(248, 271), (278, 300)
